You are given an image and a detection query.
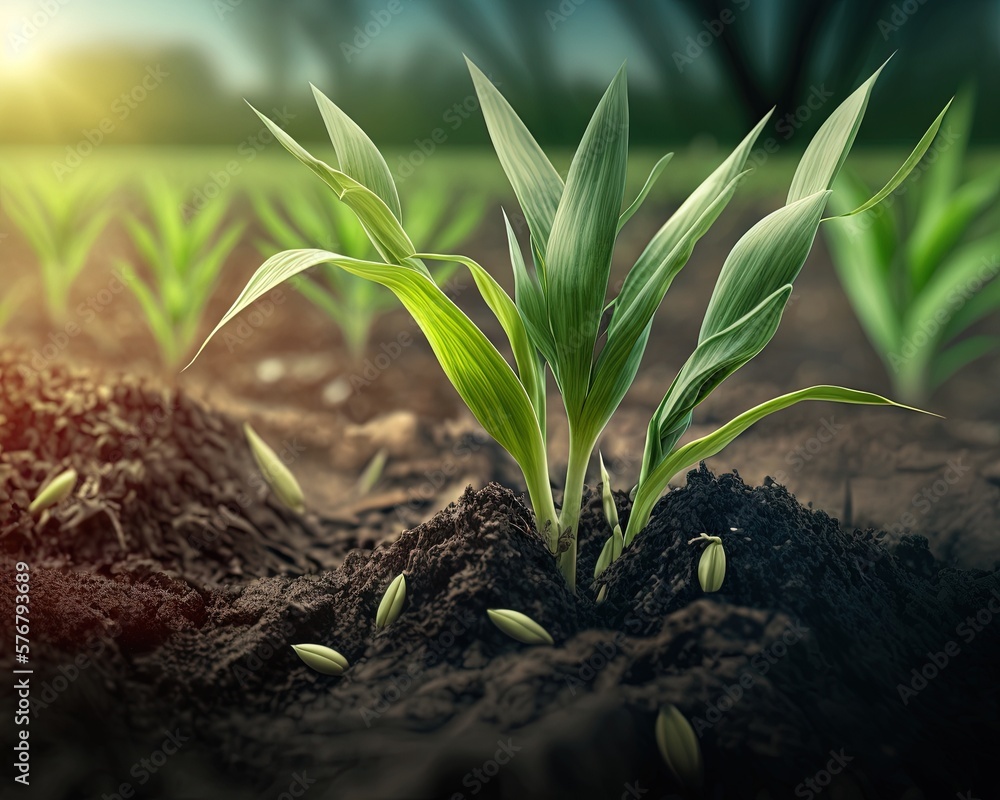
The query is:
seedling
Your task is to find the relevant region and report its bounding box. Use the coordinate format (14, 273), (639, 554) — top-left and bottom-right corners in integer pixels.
(2, 171), (110, 325)
(825, 87), (1000, 403)
(121, 177), (245, 369)
(29, 468), (78, 514)
(191, 59), (946, 589)
(252, 176), (484, 359)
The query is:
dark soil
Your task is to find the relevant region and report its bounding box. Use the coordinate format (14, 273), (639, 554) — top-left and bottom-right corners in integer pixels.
(3, 425), (998, 798)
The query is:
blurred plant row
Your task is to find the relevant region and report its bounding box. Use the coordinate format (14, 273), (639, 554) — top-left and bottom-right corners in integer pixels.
(0, 168), (485, 371)
(1, 88), (997, 400)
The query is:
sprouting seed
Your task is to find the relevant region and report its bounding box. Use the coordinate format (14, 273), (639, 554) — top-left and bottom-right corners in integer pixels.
(291, 643), (349, 676)
(689, 533), (726, 593)
(594, 524), (625, 579)
(487, 608), (554, 646)
(375, 573), (407, 631)
(244, 422), (306, 513)
(599, 451), (619, 529)
(29, 468), (78, 515)
(596, 584), (608, 604)
(655, 704), (704, 792)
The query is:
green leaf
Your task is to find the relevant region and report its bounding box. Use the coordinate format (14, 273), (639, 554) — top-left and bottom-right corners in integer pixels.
(545, 63), (629, 418)
(916, 85), (974, 230)
(700, 191), (829, 341)
(598, 451), (619, 529)
(617, 153), (673, 233)
(310, 83), (402, 221)
(828, 99), (952, 219)
(188, 249), (556, 544)
(626, 386), (934, 543)
(787, 57), (889, 203)
(506, 212), (557, 373)
(466, 57), (564, 256)
(641, 285), (792, 481)
(487, 608), (554, 646)
(375, 573), (407, 631)
(248, 104), (417, 268)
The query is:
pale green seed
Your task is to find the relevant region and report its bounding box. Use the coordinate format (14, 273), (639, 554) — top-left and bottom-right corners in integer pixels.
(375, 573), (407, 631)
(697, 538), (726, 593)
(29, 468), (78, 514)
(655, 704), (704, 792)
(291, 643), (349, 676)
(598, 451), (619, 529)
(244, 423), (306, 513)
(487, 608), (554, 646)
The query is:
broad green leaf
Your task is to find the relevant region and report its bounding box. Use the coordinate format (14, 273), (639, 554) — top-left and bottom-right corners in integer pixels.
(786, 57), (889, 203)
(248, 104), (418, 269)
(466, 57), (564, 256)
(186, 248), (553, 537)
(612, 111), (772, 325)
(505, 211), (557, 370)
(626, 386), (932, 543)
(641, 285), (792, 482)
(581, 170), (749, 442)
(700, 191), (829, 340)
(415, 251), (545, 425)
(618, 153), (673, 233)
(310, 83), (402, 221)
(546, 64), (629, 419)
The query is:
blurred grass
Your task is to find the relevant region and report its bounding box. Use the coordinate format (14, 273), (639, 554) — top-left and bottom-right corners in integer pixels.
(3, 145), (999, 210)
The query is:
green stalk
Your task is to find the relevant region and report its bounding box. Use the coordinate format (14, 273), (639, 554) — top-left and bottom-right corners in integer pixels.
(557, 432), (592, 590)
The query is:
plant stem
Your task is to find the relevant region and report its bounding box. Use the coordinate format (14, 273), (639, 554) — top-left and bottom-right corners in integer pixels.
(557, 434), (592, 591)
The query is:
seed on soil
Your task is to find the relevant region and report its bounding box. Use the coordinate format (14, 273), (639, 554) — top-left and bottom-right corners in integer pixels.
(375, 573), (407, 631)
(29, 467), (78, 514)
(689, 533), (726, 593)
(487, 608), (554, 646)
(244, 422), (306, 514)
(655, 704), (704, 793)
(291, 644), (349, 676)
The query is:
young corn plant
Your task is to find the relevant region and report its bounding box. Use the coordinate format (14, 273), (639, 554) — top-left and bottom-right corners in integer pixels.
(121, 178), (245, 370)
(251, 178), (485, 359)
(825, 87), (1000, 404)
(1, 171), (111, 325)
(190, 61), (947, 590)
